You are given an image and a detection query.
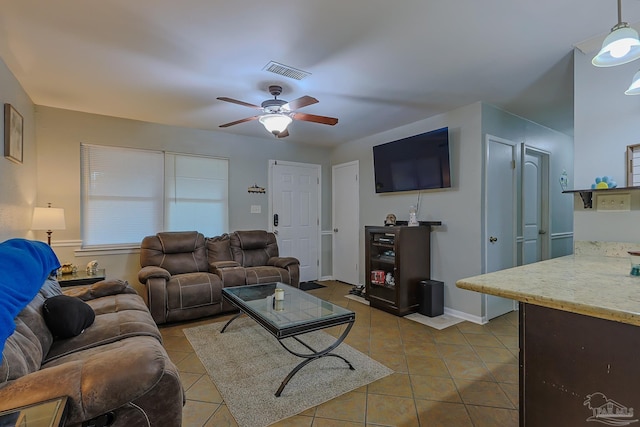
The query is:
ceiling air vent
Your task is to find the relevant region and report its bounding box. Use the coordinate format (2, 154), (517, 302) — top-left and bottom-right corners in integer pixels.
(263, 61), (311, 80)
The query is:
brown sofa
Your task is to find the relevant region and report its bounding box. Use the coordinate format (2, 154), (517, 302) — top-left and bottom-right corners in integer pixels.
(138, 230), (300, 325)
(0, 278), (184, 427)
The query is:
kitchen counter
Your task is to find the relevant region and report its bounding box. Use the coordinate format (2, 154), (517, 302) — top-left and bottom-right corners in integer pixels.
(456, 254), (640, 326)
(456, 252), (640, 427)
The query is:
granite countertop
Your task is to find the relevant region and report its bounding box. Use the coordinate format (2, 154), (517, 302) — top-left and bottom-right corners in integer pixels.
(456, 254), (640, 326)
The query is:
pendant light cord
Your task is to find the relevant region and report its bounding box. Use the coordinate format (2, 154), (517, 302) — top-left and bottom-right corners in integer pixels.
(618, 0), (622, 25)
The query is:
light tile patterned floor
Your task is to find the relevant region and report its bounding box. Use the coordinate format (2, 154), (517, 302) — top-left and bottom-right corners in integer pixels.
(160, 280), (519, 426)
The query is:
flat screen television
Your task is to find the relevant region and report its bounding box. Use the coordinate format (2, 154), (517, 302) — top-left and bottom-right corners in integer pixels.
(373, 127), (451, 193)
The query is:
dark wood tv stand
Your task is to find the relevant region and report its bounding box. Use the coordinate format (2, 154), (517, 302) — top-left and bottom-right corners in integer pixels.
(365, 223), (440, 316)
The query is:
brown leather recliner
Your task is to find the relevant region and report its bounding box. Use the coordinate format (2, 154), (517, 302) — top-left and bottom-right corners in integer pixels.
(138, 231), (224, 325)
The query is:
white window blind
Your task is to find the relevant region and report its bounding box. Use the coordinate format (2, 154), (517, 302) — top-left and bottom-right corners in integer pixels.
(164, 153), (229, 237)
(81, 144), (229, 248)
(81, 144), (164, 247)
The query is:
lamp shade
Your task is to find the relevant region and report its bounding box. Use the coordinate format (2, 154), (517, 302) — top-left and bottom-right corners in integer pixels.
(258, 114), (292, 135)
(32, 207), (66, 231)
(592, 23), (640, 67)
(625, 69), (640, 95)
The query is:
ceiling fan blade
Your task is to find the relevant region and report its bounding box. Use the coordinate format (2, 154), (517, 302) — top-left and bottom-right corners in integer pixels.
(282, 96), (318, 111)
(277, 128), (290, 138)
(219, 116), (259, 128)
(217, 97), (263, 110)
(292, 112), (338, 126)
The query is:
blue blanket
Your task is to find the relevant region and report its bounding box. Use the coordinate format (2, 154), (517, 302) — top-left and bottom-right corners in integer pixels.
(0, 239), (60, 355)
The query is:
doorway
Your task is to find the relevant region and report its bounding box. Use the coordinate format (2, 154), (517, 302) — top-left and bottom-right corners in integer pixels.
(332, 161), (359, 285)
(484, 135), (517, 321)
(269, 160), (321, 282)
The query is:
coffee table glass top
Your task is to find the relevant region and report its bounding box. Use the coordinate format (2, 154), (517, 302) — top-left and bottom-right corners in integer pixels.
(222, 282), (354, 337)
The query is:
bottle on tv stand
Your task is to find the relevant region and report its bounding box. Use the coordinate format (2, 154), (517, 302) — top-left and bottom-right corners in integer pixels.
(408, 205), (419, 226)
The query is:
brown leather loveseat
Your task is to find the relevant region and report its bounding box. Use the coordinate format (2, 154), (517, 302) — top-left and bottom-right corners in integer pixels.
(138, 230), (299, 325)
(208, 230), (300, 288)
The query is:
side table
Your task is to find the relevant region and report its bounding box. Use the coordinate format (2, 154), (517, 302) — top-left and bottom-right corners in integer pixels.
(0, 396), (68, 426)
(57, 269), (106, 287)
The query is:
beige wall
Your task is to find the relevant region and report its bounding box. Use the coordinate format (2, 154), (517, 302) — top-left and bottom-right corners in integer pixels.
(0, 58), (37, 241)
(332, 102), (574, 322)
(35, 106), (333, 295)
(332, 103), (486, 320)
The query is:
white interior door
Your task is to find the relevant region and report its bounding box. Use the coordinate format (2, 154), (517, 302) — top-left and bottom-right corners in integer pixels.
(484, 135), (517, 321)
(269, 160), (320, 282)
(522, 147), (550, 265)
(332, 161), (359, 285)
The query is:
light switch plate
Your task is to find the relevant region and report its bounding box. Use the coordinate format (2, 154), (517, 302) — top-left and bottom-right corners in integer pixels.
(251, 205), (261, 214)
(595, 193), (631, 211)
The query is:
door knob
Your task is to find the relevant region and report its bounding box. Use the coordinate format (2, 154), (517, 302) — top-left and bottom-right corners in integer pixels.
(489, 236), (498, 243)
(333, 228), (338, 233)
(538, 230), (547, 235)
(273, 230), (278, 235)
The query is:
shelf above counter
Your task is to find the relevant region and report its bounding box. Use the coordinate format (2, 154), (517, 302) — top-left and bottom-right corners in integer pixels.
(563, 186), (640, 209)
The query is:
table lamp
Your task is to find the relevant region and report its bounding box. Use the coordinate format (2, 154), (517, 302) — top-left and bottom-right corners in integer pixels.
(32, 203), (66, 245)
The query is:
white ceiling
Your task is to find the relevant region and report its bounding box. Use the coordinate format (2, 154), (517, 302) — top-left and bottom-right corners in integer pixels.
(1, 0), (639, 147)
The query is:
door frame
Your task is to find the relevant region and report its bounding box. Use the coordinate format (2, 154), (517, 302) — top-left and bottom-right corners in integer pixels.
(268, 159), (322, 281)
(521, 145), (551, 263)
(332, 160), (360, 285)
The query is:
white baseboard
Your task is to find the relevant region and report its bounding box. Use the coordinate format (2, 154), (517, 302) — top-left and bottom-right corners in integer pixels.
(444, 307), (486, 325)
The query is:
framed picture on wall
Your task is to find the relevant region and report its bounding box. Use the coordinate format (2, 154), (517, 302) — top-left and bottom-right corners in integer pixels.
(4, 103), (23, 164)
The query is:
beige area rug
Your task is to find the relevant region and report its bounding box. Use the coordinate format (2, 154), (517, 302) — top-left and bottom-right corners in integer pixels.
(183, 317), (393, 427)
(344, 294), (464, 330)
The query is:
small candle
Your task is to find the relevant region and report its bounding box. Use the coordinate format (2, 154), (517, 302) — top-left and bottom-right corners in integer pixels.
(274, 288), (285, 301)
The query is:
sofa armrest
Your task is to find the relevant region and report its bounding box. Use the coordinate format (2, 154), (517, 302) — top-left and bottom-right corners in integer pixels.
(62, 279), (137, 301)
(138, 266), (171, 283)
(143, 277), (169, 324)
(138, 267), (171, 324)
(268, 257), (299, 269)
(0, 337), (177, 425)
(267, 257), (300, 288)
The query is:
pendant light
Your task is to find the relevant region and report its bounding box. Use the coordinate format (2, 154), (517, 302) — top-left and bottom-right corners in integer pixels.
(592, 0), (640, 67)
(625, 69), (640, 95)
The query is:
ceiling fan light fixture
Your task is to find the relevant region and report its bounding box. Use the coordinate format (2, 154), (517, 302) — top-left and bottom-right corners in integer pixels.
(259, 114), (292, 135)
(625, 69), (640, 95)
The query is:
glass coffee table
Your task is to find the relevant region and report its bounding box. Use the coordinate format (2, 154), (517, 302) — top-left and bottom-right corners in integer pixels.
(221, 282), (356, 396)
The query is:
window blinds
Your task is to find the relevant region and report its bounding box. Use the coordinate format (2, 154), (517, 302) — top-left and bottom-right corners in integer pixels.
(164, 153), (229, 237)
(81, 144), (229, 247)
(81, 144), (164, 247)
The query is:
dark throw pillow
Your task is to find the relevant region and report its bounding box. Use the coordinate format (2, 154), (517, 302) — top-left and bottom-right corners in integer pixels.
(42, 295), (96, 338)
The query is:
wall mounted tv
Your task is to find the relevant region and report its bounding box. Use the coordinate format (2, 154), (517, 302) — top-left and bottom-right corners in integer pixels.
(373, 127), (451, 193)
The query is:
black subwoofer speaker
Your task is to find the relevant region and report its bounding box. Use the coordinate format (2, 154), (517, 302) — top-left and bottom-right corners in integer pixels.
(418, 279), (444, 317)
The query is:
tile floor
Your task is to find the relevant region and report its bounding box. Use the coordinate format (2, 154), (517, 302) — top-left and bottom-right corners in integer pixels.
(160, 280), (520, 426)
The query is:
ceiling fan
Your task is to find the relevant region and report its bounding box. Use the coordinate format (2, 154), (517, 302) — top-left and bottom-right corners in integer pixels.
(217, 85), (338, 138)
